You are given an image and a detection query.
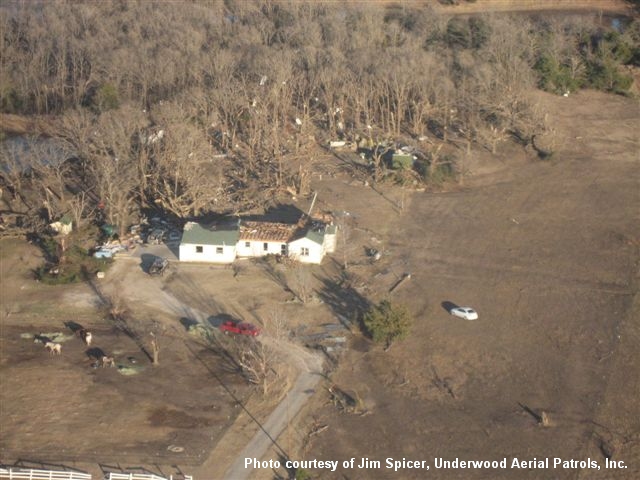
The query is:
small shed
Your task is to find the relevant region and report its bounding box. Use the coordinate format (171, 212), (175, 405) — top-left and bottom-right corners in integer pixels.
(49, 214), (73, 235)
(179, 222), (239, 263)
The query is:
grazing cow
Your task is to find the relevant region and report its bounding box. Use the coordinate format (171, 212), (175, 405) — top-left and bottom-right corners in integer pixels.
(77, 329), (92, 346)
(101, 356), (115, 368)
(44, 342), (61, 355)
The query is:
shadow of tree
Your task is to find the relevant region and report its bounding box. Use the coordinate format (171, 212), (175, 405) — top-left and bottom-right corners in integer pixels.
(317, 273), (372, 329)
(179, 317), (199, 330)
(259, 258), (291, 294)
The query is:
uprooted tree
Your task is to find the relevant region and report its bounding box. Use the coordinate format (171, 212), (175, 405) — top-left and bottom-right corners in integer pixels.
(363, 300), (412, 350)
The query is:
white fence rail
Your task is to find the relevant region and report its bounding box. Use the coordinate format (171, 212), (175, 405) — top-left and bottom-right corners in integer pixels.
(0, 467), (92, 480)
(105, 475), (192, 480)
(0, 468), (192, 480)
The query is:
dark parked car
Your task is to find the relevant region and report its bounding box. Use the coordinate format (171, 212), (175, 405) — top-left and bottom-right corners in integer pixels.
(219, 321), (260, 336)
(147, 228), (167, 245)
(149, 257), (169, 276)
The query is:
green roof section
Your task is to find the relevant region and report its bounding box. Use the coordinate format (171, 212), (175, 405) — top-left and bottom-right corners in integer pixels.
(304, 229), (325, 245)
(181, 222), (239, 246)
(326, 225), (337, 235)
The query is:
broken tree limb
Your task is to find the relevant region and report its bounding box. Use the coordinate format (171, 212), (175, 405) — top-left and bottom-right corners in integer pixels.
(389, 273), (411, 293)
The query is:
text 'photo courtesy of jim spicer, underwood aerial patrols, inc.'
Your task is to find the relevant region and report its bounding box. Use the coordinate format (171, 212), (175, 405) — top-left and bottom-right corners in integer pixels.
(245, 456), (629, 473)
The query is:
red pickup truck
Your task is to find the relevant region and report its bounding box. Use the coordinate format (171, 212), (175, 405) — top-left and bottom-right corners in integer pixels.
(219, 321), (260, 337)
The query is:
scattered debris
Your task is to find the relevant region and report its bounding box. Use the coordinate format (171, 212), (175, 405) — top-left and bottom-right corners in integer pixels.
(432, 367), (456, 399)
(328, 385), (365, 414)
(540, 411), (551, 427)
(389, 273), (411, 293)
(308, 423), (329, 437)
(518, 402), (550, 426)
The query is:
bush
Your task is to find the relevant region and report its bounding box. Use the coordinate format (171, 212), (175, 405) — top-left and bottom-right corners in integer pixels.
(586, 59), (633, 94)
(92, 83), (120, 112)
(534, 54), (582, 94)
(446, 18), (471, 49)
(0, 83), (24, 113)
(469, 17), (491, 49)
(363, 300), (412, 349)
(35, 242), (113, 285)
(416, 155), (457, 186)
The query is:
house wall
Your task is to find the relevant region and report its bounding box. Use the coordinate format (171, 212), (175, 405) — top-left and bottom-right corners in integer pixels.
(288, 238), (323, 264)
(323, 232), (337, 253)
(179, 243), (236, 263)
(236, 240), (288, 258)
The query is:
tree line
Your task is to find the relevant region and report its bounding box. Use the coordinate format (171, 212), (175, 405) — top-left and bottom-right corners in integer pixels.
(1, 1), (638, 233)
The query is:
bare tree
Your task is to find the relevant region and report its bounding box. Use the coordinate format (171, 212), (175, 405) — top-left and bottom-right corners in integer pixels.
(149, 102), (231, 217)
(237, 341), (282, 397)
(67, 191), (94, 230)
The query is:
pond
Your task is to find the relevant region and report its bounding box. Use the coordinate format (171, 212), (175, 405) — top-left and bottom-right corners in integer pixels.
(1, 135), (75, 173)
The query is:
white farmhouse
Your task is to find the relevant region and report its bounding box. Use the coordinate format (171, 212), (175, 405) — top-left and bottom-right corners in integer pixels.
(178, 217), (336, 265)
(179, 221), (239, 263)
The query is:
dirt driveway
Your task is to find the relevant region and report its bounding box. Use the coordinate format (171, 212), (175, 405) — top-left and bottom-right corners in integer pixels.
(292, 90), (639, 479)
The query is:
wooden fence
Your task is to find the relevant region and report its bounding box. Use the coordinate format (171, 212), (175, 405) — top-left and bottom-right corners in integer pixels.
(0, 467), (92, 480)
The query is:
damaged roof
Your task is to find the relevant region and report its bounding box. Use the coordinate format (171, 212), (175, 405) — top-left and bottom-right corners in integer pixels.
(239, 221), (298, 243)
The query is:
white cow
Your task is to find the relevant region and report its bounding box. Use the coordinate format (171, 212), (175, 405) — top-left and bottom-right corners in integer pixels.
(101, 356), (115, 368)
(44, 342), (61, 355)
(77, 329), (92, 346)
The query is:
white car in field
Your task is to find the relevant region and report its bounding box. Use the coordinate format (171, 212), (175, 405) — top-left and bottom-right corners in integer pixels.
(450, 307), (478, 320)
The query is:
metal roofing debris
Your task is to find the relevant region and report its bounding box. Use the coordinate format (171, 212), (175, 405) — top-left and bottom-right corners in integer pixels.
(239, 220), (298, 243)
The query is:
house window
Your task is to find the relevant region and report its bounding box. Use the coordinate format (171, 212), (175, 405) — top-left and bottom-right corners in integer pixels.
(281, 244), (287, 255)
(245, 241), (250, 248)
(301, 247), (310, 256)
(216, 247), (223, 254)
(263, 242), (268, 251)
(196, 246), (203, 253)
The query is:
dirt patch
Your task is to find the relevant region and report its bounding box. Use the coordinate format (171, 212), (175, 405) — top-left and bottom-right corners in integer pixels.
(148, 406), (219, 429)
